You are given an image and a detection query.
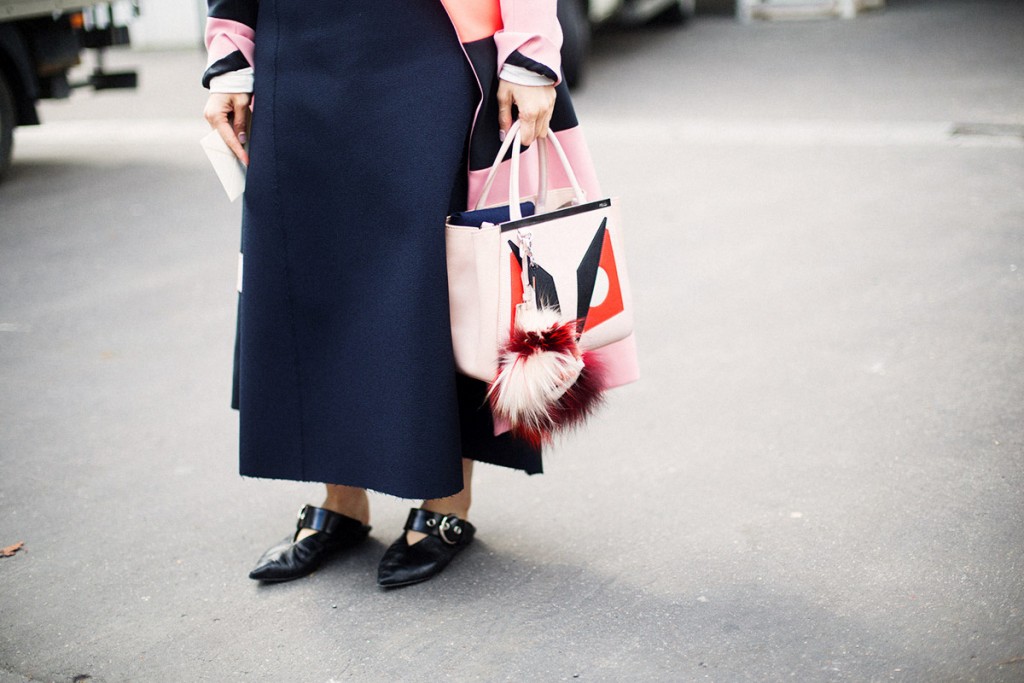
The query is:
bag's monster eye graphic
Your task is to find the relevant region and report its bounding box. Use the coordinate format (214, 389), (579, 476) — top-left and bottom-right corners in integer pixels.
(578, 218), (624, 333)
(508, 217), (624, 337)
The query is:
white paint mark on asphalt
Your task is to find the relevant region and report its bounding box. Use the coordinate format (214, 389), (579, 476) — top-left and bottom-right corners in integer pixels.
(585, 118), (1024, 148)
(0, 323), (30, 332)
(14, 117), (1024, 149)
(14, 119), (209, 146)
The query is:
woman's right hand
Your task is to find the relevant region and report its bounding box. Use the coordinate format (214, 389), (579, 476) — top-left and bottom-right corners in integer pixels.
(204, 92), (252, 166)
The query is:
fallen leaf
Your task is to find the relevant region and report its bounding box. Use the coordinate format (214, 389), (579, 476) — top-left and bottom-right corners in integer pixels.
(1, 541), (25, 557)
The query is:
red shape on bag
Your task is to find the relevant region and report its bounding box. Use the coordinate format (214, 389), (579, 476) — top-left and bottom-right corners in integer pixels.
(582, 228), (624, 332)
(510, 251), (524, 337)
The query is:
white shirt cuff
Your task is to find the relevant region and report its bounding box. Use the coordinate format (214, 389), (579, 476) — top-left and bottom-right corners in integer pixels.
(209, 67), (254, 94)
(498, 64), (555, 87)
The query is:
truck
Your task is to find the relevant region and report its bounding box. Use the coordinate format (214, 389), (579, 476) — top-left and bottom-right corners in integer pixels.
(0, 0), (137, 179)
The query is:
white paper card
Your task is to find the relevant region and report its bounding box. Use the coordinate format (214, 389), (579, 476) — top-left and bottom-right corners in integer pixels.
(200, 129), (247, 202)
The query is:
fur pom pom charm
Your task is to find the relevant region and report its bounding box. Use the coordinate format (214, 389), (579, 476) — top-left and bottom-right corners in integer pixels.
(487, 305), (607, 447)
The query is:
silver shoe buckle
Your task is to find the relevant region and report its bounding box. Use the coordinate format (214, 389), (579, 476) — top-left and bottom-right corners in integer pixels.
(437, 515), (461, 545)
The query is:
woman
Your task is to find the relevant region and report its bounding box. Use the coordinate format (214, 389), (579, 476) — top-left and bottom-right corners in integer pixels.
(202, 0), (636, 588)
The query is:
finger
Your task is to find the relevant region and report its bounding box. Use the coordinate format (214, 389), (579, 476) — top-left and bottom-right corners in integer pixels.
(232, 102), (250, 146)
(203, 101), (227, 129)
(536, 91), (556, 139)
(217, 119), (249, 166)
(519, 115), (538, 147)
(536, 107), (553, 140)
(497, 87), (514, 141)
(525, 105), (549, 141)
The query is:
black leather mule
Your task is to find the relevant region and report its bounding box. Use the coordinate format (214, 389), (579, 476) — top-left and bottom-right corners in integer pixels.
(248, 504), (371, 582)
(377, 508), (475, 588)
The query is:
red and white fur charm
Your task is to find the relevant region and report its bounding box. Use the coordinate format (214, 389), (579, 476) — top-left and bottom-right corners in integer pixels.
(487, 305), (606, 447)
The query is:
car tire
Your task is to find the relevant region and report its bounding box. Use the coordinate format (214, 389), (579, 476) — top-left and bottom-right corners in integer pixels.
(0, 70), (14, 181)
(654, 0), (695, 25)
(558, 0), (590, 89)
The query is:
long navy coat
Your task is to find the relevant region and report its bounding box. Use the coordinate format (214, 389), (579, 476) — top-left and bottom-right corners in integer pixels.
(204, 0), (638, 498)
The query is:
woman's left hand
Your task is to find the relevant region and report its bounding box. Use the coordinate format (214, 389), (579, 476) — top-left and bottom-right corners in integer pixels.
(497, 81), (557, 147)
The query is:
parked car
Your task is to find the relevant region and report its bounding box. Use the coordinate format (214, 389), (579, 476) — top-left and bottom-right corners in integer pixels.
(558, 0), (696, 87)
(0, 0), (137, 179)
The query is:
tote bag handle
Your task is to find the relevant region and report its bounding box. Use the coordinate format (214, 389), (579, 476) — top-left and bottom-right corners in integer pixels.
(475, 121), (540, 209)
(474, 120), (586, 216)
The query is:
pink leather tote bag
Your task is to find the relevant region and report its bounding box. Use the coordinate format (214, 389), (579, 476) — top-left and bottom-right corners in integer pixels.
(446, 121), (634, 382)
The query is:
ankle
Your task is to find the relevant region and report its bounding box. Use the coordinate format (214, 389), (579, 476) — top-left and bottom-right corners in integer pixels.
(321, 486), (370, 526)
(420, 497), (471, 521)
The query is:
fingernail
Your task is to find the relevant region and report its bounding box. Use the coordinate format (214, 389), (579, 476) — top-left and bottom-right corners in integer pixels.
(238, 132), (248, 145)
(498, 129), (506, 142)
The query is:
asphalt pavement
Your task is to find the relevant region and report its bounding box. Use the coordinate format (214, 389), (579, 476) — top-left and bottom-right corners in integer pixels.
(1, 1), (1022, 681)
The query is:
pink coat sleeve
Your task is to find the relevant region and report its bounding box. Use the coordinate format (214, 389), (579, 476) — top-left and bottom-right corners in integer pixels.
(206, 19), (255, 65)
(495, 0), (564, 84)
(202, 0), (257, 88)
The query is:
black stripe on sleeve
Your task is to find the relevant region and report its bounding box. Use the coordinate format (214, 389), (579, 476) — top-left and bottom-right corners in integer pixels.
(201, 50), (251, 89)
(504, 49), (559, 84)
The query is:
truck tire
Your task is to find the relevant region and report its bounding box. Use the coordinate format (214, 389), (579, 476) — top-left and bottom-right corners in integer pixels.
(558, 0), (590, 89)
(0, 71), (14, 181)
